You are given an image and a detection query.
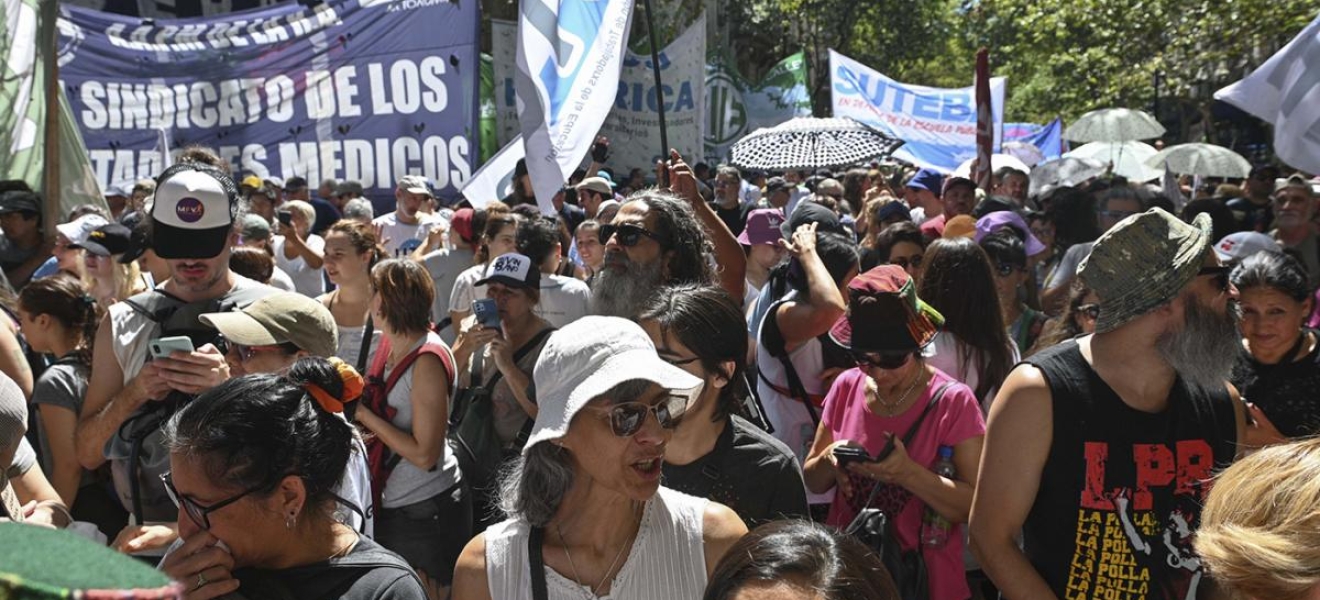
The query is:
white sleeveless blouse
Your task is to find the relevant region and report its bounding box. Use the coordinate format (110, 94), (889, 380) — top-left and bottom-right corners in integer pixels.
(484, 487), (708, 600)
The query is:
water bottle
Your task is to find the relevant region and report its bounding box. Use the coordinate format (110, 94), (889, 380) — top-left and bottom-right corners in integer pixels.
(921, 446), (956, 547)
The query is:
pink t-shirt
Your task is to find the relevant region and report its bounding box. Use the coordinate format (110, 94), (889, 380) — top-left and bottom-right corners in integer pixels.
(821, 367), (985, 600)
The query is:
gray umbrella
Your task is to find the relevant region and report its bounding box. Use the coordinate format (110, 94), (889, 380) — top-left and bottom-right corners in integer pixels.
(1063, 108), (1166, 143)
(1145, 143), (1252, 178)
(729, 117), (905, 171)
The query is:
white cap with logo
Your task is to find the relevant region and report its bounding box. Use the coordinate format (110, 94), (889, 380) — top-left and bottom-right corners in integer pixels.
(150, 166), (237, 259)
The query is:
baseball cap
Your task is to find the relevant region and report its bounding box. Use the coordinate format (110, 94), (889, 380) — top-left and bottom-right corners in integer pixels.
(829, 265), (943, 353)
(906, 168), (945, 195)
(240, 175), (263, 190)
(781, 201), (846, 239)
(525, 316), (703, 454)
(738, 208), (786, 246)
(150, 165), (238, 260)
(398, 175), (432, 196)
(283, 176), (308, 192)
(942, 176), (977, 196)
(119, 215), (152, 265)
(55, 214), (109, 246)
(876, 200), (911, 223)
(764, 177), (790, 195)
(943, 215), (977, 239)
(575, 177), (613, 196)
(975, 211), (1047, 256)
(475, 253), (541, 290)
(1213, 232), (1281, 264)
(72, 223), (133, 257)
(239, 213), (272, 241)
(200, 292), (338, 358)
(1275, 174), (1316, 197)
(0, 191), (40, 214)
(1079, 208), (1213, 333)
(335, 181), (364, 197)
(450, 208), (475, 244)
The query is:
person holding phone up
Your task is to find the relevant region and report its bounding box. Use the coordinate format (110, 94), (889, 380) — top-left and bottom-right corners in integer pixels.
(450, 252), (556, 529)
(803, 265), (985, 600)
(272, 200), (326, 298)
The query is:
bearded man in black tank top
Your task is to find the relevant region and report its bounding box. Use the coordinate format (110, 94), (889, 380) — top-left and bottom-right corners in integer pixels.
(970, 208), (1249, 600)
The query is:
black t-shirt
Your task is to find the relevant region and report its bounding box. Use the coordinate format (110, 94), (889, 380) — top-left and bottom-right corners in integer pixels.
(1230, 330), (1320, 438)
(661, 415), (808, 527)
(1022, 341), (1237, 600)
(232, 536), (426, 600)
(709, 200), (747, 237)
(1225, 196), (1271, 233)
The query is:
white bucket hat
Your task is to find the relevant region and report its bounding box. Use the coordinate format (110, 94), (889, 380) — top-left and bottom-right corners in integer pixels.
(525, 316), (702, 454)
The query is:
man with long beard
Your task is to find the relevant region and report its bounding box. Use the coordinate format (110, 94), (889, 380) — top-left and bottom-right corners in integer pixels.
(971, 208), (1248, 600)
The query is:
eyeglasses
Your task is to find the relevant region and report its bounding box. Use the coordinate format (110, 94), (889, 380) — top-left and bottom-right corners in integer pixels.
(599, 223), (664, 248)
(889, 255), (923, 270)
(584, 394), (690, 437)
(1198, 266), (1233, 293)
(995, 262), (1025, 277)
(161, 471), (274, 530)
(1077, 304), (1101, 320)
(852, 351), (912, 370)
(227, 341), (294, 363)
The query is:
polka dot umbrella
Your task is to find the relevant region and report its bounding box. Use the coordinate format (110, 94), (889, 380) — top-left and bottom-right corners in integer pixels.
(729, 117), (905, 171)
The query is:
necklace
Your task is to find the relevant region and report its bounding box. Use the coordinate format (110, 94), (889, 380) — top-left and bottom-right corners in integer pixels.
(556, 503), (641, 598)
(870, 368), (925, 416)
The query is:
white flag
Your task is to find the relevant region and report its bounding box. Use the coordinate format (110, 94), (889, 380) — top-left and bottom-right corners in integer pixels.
(515, 0), (634, 215)
(1215, 13), (1320, 174)
(462, 135), (526, 209)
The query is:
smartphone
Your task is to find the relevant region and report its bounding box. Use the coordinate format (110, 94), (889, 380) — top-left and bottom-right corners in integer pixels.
(277, 210), (293, 226)
(832, 446), (872, 467)
(150, 336), (195, 359)
(472, 298), (501, 334)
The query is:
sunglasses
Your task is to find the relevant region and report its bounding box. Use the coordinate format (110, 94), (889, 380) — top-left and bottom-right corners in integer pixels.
(599, 223), (664, 248)
(584, 394), (690, 437)
(225, 340), (296, 363)
(852, 351), (912, 370)
(1077, 303), (1101, 320)
(161, 471), (274, 531)
(889, 255), (923, 270)
(1199, 266), (1233, 293)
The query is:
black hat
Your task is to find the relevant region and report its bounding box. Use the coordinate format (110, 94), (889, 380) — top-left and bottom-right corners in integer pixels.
(765, 177), (790, 195)
(72, 223), (133, 257)
(284, 176), (309, 192)
(119, 217), (153, 264)
(0, 191), (40, 215)
(781, 201), (847, 239)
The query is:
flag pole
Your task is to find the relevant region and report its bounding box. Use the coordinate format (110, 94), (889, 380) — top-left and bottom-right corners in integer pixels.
(641, 0), (669, 186)
(40, 0), (61, 236)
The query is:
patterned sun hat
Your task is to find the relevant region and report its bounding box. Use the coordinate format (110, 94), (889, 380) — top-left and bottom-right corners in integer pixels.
(0, 522), (184, 599)
(1078, 208), (1213, 333)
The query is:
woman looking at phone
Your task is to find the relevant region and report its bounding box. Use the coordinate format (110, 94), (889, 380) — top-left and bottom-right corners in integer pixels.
(450, 253), (555, 529)
(803, 265), (985, 600)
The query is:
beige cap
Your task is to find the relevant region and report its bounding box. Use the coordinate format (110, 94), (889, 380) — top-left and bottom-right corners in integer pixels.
(398, 175), (433, 196)
(575, 177), (613, 196)
(200, 292), (338, 358)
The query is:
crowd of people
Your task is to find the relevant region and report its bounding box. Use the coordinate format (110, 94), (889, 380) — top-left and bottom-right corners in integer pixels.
(0, 138), (1318, 600)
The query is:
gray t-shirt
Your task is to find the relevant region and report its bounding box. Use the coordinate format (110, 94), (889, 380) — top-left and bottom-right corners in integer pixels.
(380, 332), (461, 509)
(1046, 242), (1094, 290)
(30, 360), (89, 479)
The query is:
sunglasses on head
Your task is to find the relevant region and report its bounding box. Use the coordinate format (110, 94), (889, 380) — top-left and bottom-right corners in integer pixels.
(1199, 265), (1233, 293)
(585, 394), (690, 437)
(599, 223), (664, 248)
(852, 351), (912, 370)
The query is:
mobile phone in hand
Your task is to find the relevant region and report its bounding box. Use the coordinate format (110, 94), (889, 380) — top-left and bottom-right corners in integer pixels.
(472, 298), (501, 334)
(277, 210), (293, 226)
(149, 336), (195, 359)
(833, 446), (872, 467)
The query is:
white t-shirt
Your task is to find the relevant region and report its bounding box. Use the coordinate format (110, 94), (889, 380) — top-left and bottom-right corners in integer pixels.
(926, 331), (1020, 413)
(422, 247), (476, 344)
(273, 235), (326, 297)
(534, 274), (591, 329)
(449, 264), (487, 318)
(373, 212), (445, 257)
(268, 266), (296, 292)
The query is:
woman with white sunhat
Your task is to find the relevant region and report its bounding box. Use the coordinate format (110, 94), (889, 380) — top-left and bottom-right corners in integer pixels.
(452, 316), (748, 600)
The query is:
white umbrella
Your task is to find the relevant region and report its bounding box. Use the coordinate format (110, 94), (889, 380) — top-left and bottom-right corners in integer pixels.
(1065, 141), (1163, 182)
(953, 153), (1032, 178)
(1029, 157), (1108, 195)
(1144, 143), (1252, 178)
(1002, 141), (1047, 167)
(1063, 108), (1166, 143)
(729, 117), (905, 170)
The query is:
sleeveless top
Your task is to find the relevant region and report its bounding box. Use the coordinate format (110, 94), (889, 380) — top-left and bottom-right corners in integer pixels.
(1022, 341), (1237, 600)
(380, 331), (461, 508)
(484, 487), (708, 600)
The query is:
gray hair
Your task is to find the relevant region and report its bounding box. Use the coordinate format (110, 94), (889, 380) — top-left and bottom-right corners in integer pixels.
(498, 379), (656, 525)
(343, 198), (375, 222)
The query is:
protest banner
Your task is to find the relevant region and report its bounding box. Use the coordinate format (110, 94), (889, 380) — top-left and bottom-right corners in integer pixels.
(462, 135), (525, 208)
(596, 14), (706, 176)
(1215, 12), (1320, 175)
(58, 0), (480, 206)
(704, 52), (812, 164)
(491, 19), (519, 148)
(830, 49), (1005, 174)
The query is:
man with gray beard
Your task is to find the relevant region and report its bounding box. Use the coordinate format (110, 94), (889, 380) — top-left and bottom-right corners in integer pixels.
(971, 208), (1247, 600)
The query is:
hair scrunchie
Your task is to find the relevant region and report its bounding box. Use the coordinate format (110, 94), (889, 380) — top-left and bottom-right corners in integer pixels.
(304, 358), (366, 414)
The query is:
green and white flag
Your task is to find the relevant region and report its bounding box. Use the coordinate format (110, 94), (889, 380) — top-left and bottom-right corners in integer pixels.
(1, 0), (104, 216)
(705, 52), (812, 164)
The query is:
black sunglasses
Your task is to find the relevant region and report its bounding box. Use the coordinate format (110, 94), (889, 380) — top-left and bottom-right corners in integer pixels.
(1077, 303), (1101, 320)
(599, 223), (664, 248)
(852, 351), (912, 370)
(161, 471), (277, 531)
(1199, 266), (1233, 292)
(585, 394), (690, 437)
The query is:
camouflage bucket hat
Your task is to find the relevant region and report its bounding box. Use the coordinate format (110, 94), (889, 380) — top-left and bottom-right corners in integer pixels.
(1078, 207), (1213, 333)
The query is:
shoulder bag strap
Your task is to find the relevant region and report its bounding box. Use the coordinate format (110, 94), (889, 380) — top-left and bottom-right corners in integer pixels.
(355, 315), (375, 374)
(851, 381), (955, 519)
(480, 327), (557, 393)
(529, 526), (549, 600)
(764, 299), (821, 427)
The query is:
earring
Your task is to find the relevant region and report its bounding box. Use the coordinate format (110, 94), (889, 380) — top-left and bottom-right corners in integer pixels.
(285, 513), (297, 530)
